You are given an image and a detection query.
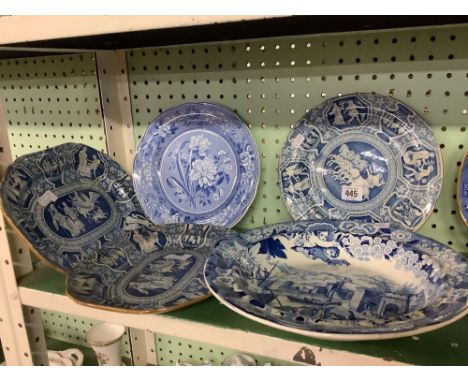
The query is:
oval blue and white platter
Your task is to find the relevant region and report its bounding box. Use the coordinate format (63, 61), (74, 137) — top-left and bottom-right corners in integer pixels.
(457, 151), (468, 227)
(279, 93), (443, 230)
(204, 220), (468, 340)
(66, 223), (233, 313)
(133, 102), (259, 227)
(0, 143), (142, 273)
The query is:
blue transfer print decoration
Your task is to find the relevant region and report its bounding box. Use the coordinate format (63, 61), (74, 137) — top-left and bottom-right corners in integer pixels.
(204, 220), (468, 340)
(0, 143), (142, 272)
(67, 224), (234, 312)
(133, 102), (259, 227)
(457, 152), (468, 227)
(279, 93), (442, 230)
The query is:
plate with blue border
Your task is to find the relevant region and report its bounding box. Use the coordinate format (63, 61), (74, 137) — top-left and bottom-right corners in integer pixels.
(279, 93), (443, 230)
(66, 224), (233, 313)
(133, 102), (259, 227)
(0, 143), (143, 273)
(457, 151), (468, 227)
(204, 220), (468, 341)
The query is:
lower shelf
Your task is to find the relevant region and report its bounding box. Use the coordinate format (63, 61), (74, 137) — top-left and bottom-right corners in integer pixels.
(46, 337), (132, 366)
(18, 265), (468, 366)
(46, 338), (99, 366)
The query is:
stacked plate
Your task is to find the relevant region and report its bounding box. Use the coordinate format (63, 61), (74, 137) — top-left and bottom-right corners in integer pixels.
(0, 103), (259, 313)
(0, 142), (234, 313)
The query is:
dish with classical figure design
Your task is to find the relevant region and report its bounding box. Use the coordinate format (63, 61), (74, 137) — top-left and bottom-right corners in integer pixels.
(133, 102), (259, 227)
(279, 93), (443, 230)
(204, 220), (468, 341)
(457, 151), (468, 227)
(66, 223), (233, 313)
(0, 143), (142, 273)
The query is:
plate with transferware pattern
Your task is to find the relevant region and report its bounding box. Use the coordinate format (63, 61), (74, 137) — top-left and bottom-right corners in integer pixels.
(204, 220), (468, 341)
(0, 143), (142, 273)
(279, 93), (442, 230)
(133, 102), (259, 227)
(66, 224), (233, 313)
(457, 151), (468, 227)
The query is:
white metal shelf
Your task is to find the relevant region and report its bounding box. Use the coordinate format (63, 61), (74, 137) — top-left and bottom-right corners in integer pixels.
(16, 266), (406, 366)
(0, 16), (268, 45)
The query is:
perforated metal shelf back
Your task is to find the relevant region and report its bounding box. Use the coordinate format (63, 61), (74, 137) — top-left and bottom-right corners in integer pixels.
(128, 23), (468, 253)
(0, 52), (106, 159)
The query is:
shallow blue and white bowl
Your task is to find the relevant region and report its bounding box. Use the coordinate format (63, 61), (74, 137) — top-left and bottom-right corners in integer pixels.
(204, 220), (468, 341)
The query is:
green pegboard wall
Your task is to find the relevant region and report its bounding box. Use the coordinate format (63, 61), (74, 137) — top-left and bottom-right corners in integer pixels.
(0, 52), (106, 159)
(154, 333), (295, 366)
(127, 24), (468, 253)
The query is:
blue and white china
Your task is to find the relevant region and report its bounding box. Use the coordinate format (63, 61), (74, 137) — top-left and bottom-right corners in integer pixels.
(133, 102), (259, 227)
(204, 220), (468, 340)
(458, 151), (468, 227)
(279, 93), (443, 230)
(0, 143), (144, 273)
(67, 224), (233, 313)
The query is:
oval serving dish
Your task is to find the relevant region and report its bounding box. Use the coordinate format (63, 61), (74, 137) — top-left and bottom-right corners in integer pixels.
(0, 143), (142, 273)
(66, 223), (233, 313)
(204, 220), (468, 341)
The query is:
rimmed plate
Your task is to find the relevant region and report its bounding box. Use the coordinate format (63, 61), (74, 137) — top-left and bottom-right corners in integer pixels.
(0, 143), (142, 273)
(279, 93), (443, 230)
(457, 151), (468, 227)
(133, 102), (259, 227)
(66, 224), (233, 313)
(204, 220), (468, 341)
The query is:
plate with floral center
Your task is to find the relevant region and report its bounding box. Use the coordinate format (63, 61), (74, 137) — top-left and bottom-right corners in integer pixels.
(133, 102), (259, 227)
(279, 93), (443, 230)
(204, 220), (468, 340)
(66, 223), (233, 313)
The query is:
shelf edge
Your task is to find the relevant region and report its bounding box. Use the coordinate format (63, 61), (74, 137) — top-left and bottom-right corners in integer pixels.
(17, 285), (407, 366)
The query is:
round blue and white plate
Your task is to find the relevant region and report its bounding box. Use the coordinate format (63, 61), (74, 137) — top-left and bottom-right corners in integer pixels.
(457, 151), (468, 227)
(133, 103), (259, 227)
(0, 143), (142, 273)
(204, 220), (468, 341)
(66, 224), (233, 313)
(279, 93), (443, 230)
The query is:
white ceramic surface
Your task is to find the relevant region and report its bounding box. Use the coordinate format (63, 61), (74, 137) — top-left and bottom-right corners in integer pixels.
(86, 323), (125, 366)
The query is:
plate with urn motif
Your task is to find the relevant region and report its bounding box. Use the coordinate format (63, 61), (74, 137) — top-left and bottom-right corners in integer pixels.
(133, 102), (259, 227)
(279, 93), (443, 230)
(0, 143), (143, 273)
(204, 220), (468, 341)
(66, 223), (233, 313)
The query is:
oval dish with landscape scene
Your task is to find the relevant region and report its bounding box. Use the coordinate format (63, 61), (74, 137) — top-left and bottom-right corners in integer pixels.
(204, 220), (468, 340)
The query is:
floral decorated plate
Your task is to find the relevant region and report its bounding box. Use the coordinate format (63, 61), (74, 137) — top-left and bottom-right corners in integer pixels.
(204, 220), (468, 340)
(279, 93), (442, 230)
(457, 151), (468, 227)
(66, 223), (233, 313)
(133, 103), (259, 227)
(0, 143), (142, 273)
